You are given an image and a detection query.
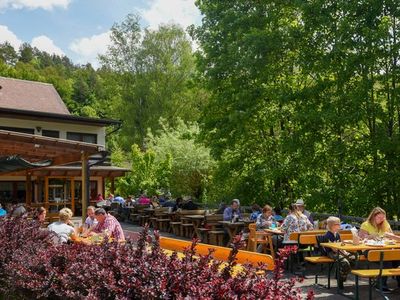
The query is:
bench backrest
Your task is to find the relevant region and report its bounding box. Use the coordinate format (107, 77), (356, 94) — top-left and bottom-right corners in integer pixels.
(367, 249), (400, 262)
(177, 209), (205, 216)
(299, 234), (317, 245)
(205, 214), (223, 222)
(159, 236), (274, 270)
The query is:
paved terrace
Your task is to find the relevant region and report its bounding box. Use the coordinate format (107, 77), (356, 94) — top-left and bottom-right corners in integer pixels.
(120, 222), (400, 300)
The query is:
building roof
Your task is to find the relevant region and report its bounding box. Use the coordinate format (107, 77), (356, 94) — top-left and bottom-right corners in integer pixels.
(0, 107), (121, 126)
(0, 77), (120, 126)
(0, 77), (70, 115)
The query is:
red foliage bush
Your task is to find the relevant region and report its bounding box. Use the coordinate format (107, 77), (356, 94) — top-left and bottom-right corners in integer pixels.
(0, 216), (314, 299)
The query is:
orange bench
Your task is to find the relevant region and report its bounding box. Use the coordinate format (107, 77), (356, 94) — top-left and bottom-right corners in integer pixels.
(160, 236), (274, 270)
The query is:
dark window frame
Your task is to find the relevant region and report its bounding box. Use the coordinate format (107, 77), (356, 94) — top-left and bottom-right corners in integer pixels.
(66, 132), (97, 144)
(42, 129), (60, 138)
(0, 126), (34, 134)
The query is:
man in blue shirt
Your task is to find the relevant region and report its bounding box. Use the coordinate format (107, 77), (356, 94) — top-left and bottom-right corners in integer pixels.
(113, 195), (125, 205)
(223, 199), (242, 221)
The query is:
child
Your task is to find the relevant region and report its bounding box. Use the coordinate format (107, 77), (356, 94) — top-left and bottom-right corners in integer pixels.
(321, 216), (353, 289)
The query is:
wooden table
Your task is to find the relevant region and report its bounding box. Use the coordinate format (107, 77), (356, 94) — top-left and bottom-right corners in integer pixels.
(320, 241), (400, 252)
(218, 221), (245, 246)
(321, 240), (400, 294)
(186, 215), (205, 238)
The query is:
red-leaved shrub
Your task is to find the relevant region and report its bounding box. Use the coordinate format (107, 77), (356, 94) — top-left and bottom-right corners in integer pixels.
(0, 215), (314, 299)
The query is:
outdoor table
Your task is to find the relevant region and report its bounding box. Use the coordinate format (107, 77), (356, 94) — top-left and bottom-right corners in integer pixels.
(186, 215), (205, 238)
(180, 216), (195, 237)
(218, 220), (245, 246)
(321, 240), (400, 294)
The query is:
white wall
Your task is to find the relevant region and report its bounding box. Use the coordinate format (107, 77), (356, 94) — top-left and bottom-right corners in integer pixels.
(0, 117), (106, 146)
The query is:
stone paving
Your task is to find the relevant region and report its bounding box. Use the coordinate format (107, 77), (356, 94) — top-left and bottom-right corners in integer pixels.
(120, 221), (400, 300)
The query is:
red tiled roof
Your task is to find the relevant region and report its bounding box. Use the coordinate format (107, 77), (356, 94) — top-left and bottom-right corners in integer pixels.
(0, 77), (70, 115)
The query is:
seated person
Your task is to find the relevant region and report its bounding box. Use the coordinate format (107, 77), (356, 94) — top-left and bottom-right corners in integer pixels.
(223, 199), (242, 221)
(359, 207), (399, 292)
(256, 205), (281, 251)
(295, 198), (313, 223)
(273, 207), (284, 223)
(95, 193), (104, 202)
(256, 205), (275, 230)
(138, 194), (151, 205)
(151, 196), (161, 208)
(48, 208), (75, 243)
(113, 195), (125, 205)
(359, 207), (392, 240)
(321, 217), (353, 289)
(87, 208), (125, 242)
(0, 204), (6, 217)
(12, 203), (27, 217)
(33, 207), (47, 224)
(124, 195), (135, 207)
(281, 204), (313, 242)
(250, 203), (262, 221)
(83, 206), (98, 231)
(172, 197), (183, 212)
(181, 198), (199, 210)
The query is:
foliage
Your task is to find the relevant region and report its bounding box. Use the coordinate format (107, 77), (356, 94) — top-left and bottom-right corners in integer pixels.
(0, 216), (314, 300)
(147, 118), (215, 200)
(115, 144), (172, 197)
(192, 0), (400, 216)
(100, 14), (208, 149)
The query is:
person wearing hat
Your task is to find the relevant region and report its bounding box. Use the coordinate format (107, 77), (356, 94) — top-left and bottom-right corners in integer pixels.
(223, 199), (242, 221)
(295, 198), (313, 223)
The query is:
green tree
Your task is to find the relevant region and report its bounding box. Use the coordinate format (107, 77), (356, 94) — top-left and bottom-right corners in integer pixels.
(147, 118), (215, 201)
(116, 144), (172, 197)
(0, 42), (18, 65)
(100, 14), (206, 149)
(193, 0), (400, 216)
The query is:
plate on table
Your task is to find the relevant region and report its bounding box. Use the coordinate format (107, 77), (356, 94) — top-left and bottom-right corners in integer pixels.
(365, 240), (385, 247)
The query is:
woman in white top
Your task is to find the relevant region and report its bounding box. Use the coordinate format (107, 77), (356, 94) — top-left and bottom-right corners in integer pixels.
(281, 203), (313, 241)
(48, 207), (75, 243)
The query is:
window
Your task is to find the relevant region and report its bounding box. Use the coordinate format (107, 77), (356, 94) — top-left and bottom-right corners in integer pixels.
(0, 126), (34, 134)
(67, 132), (97, 144)
(42, 129), (59, 138)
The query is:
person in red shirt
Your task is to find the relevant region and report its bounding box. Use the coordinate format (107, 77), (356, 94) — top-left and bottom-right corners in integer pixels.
(90, 208), (125, 242)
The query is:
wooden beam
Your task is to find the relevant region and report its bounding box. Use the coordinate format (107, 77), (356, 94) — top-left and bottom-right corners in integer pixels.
(26, 172), (32, 206)
(81, 152), (89, 223)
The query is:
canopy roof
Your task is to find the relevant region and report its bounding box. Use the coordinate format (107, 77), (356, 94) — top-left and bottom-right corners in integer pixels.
(0, 130), (105, 174)
(0, 156), (52, 173)
(7, 165), (130, 177)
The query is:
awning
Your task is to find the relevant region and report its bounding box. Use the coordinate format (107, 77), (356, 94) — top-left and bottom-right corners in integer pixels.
(0, 129), (105, 174)
(0, 156), (52, 173)
(6, 165), (130, 177)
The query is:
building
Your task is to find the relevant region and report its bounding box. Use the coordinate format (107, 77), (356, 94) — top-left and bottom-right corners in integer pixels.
(0, 76), (129, 215)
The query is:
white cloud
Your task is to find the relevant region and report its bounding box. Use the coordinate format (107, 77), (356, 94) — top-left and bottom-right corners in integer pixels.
(141, 0), (201, 30)
(69, 31), (111, 67)
(31, 35), (64, 56)
(0, 0), (71, 11)
(0, 25), (22, 49)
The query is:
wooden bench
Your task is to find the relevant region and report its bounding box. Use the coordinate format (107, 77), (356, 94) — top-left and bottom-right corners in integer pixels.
(159, 236), (274, 270)
(351, 249), (400, 300)
(170, 210), (205, 237)
(200, 214), (224, 245)
(301, 234), (335, 288)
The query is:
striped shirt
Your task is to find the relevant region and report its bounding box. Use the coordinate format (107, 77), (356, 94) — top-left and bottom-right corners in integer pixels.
(93, 214), (125, 241)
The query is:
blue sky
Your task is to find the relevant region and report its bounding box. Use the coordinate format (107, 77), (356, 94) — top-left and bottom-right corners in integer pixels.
(0, 0), (201, 67)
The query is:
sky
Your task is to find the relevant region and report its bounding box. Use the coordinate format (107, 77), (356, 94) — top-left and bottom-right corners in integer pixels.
(0, 0), (201, 67)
